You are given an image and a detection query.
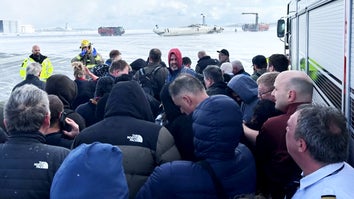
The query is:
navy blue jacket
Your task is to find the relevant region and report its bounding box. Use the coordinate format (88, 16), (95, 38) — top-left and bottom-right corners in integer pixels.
(0, 132), (69, 198)
(136, 95), (256, 199)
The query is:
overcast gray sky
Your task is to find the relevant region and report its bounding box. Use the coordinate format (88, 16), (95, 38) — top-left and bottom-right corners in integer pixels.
(1, 0), (288, 29)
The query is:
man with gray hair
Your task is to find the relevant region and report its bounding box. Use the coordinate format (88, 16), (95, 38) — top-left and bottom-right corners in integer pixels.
(169, 74), (209, 115)
(141, 74), (257, 198)
(203, 65), (230, 96)
(0, 84), (70, 199)
(231, 60), (250, 76)
(286, 104), (354, 198)
(13, 62), (45, 91)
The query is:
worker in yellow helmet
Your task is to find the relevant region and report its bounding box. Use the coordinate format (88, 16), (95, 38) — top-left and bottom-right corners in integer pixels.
(71, 40), (103, 69)
(20, 45), (54, 81)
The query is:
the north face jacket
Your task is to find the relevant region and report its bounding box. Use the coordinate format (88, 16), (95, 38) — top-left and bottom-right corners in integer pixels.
(0, 132), (70, 199)
(72, 80), (181, 199)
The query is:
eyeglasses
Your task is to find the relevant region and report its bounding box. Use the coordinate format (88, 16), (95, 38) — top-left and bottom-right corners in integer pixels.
(258, 88), (274, 98)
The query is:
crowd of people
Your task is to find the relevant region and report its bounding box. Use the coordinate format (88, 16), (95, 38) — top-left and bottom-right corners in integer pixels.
(0, 39), (354, 199)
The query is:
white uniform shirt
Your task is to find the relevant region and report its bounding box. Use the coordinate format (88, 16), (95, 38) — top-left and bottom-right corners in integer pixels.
(292, 162), (354, 199)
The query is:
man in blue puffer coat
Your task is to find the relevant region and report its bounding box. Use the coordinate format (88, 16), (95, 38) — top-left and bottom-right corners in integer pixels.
(136, 74), (256, 199)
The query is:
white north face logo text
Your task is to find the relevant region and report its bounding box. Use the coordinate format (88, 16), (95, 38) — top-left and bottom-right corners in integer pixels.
(127, 134), (143, 143)
(34, 161), (48, 169)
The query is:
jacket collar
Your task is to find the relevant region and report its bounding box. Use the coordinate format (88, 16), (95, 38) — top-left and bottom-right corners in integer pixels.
(286, 102), (311, 115)
(8, 131), (46, 143)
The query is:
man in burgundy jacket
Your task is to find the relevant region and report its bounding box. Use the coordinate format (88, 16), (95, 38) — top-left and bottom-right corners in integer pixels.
(256, 70), (313, 199)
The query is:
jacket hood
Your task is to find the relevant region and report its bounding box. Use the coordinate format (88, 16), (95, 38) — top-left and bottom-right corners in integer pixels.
(227, 74), (258, 103)
(104, 80), (154, 121)
(192, 95), (243, 160)
(94, 76), (114, 98)
(45, 74), (77, 108)
(168, 48), (183, 69)
(50, 142), (129, 199)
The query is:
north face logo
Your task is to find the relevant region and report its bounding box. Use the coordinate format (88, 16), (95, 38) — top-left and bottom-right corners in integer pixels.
(127, 134), (143, 143)
(34, 161), (48, 169)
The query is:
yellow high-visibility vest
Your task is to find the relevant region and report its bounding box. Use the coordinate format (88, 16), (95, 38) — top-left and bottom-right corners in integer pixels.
(20, 57), (54, 81)
(71, 53), (103, 69)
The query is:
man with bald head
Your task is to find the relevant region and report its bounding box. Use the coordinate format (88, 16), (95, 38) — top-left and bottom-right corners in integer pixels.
(20, 45), (54, 81)
(255, 70), (313, 199)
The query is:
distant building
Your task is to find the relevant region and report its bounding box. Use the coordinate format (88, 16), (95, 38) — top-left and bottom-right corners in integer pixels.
(0, 20), (19, 33)
(20, 24), (35, 33)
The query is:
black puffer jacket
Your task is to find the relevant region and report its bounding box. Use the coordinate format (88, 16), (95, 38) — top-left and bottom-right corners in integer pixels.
(195, 56), (219, 74)
(72, 80), (180, 199)
(0, 132), (70, 199)
(12, 74), (46, 92)
(206, 81), (230, 96)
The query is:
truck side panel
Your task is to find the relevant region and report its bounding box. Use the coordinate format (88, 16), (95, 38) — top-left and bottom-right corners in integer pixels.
(308, 0), (344, 111)
(288, 0), (353, 133)
(281, 0), (354, 168)
(350, 0), (354, 130)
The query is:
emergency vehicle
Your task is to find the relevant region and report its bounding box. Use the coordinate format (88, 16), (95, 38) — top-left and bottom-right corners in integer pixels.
(98, 26), (125, 36)
(277, 0), (354, 163)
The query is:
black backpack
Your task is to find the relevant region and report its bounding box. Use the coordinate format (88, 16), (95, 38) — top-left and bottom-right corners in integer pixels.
(137, 66), (162, 98)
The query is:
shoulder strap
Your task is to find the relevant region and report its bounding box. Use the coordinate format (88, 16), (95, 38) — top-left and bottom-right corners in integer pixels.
(145, 65), (162, 76)
(152, 65), (162, 74)
(139, 66), (162, 79)
(197, 160), (228, 199)
(138, 67), (146, 76)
